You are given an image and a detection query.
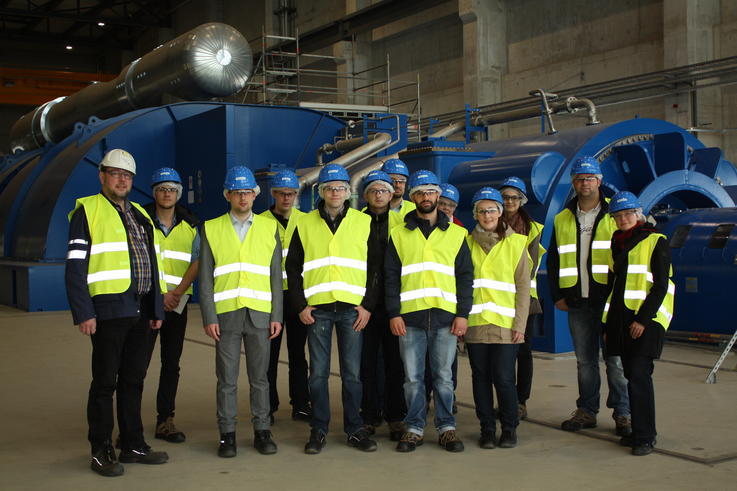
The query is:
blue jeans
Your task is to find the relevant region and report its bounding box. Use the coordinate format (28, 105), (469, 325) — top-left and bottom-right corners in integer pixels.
(307, 308), (363, 435)
(568, 304), (629, 417)
(399, 325), (457, 436)
(467, 343), (519, 432)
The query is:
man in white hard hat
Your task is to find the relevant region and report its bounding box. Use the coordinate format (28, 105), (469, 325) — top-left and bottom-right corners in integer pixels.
(66, 148), (169, 477)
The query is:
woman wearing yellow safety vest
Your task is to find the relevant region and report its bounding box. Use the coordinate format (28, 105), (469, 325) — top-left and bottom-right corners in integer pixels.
(500, 176), (545, 421)
(602, 191), (674, 456)
(466, 187), (530, 449)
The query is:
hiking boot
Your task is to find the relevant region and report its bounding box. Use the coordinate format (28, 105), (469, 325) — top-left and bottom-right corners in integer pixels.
(304, 429), (326, 455)
(518, 403), (528, 421)
(388, 421), (405, 442)
(498, 430), (517, 448)
(347, 429), (377, 452)
(438, 430), (464, 452)
(254, 430), (278, 455)
(479, 430), (496, 449)
(90, 444), (124, 477)
(119, 444), (168, 465)
(614, 414), (632, 437)
(561, 409), (596, 431)
(155, 417), (186, 443)
(363, 424), (376, 436)
(396, 432), (424, 453)
(291, 405), (312, 422)
(218, 432), (237, 458)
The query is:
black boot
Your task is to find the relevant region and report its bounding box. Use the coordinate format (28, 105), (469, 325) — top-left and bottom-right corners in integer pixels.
(218, 432), (237, 458)
(498, 430), (517, 448)
(254, 430), (278, 455)
(90, 442), (124, 477)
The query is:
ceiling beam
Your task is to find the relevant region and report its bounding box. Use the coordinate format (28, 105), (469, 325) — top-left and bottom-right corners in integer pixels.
(0, 6), (161, 28)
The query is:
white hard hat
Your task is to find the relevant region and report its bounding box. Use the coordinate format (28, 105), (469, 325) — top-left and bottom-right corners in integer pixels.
(100, 149), (136, 175)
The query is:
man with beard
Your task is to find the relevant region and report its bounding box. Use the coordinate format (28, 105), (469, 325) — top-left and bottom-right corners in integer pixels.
(143, 167), (200, 443)
(66, 149), (168, 477)
(385, 170), (474, 453)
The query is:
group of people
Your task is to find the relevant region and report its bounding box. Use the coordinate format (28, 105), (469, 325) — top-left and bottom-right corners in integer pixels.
(65, 149), (674, 477)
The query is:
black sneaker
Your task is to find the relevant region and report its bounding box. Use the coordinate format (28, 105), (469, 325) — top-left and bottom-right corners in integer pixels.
(254, 430), (278, 455)
(218, 432), (237, 458)
(347, 430), (377, 452)
(632, 442), (654, 456)
(438, 430), (464, 452)
(119, 444), (168, 464)
(498, 430), (517, 448)
(90, 444), (124, 477)
(291, 405), (312, 422)
(479, 430), (496, 449)
(304, 429), (326, 455)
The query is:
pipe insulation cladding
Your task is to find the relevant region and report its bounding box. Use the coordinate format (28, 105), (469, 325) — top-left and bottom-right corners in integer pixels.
(9, 22), (253, 153)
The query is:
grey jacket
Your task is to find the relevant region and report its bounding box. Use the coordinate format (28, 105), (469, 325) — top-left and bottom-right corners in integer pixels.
(198, 222), (283, 328)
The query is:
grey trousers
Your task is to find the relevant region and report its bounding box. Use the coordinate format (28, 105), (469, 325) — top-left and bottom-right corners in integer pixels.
(216, 308), (271, 433)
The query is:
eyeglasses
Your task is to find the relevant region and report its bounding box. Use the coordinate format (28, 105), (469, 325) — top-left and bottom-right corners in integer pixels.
(323, 185), (348, 194)
(367, 188), (390, 196)
(391, 178), (407, 184)
(477, 207), (501, 216)
(502, 194), (522, 202)
(156, 187), (178, 194)
(414, 190), (438, 197)
(105, 169), (133, 180)
(274, 191), (297, 198)
(611, 210), (637, 220)
(228, 190), (254, 198)
(573, 176), (599, 183)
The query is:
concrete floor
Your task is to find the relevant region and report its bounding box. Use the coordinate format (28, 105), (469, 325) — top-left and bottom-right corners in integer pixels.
(1, 305), (736, 491)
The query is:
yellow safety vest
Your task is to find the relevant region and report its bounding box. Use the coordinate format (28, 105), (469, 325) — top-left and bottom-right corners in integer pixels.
(204, 213), (277, 315)
(391, 221), (467, 315)
(467, 233), (528, 328)
(527, 220), (546, 299)
(299, 208), (371, 306)
(68, 194), (166, 296)
(260, 208), (305, 290)
(602, 233), (675, 330)
(155, 219), (197, 295)
(554, 204), (616, 288)
(394, 200), (416, 217)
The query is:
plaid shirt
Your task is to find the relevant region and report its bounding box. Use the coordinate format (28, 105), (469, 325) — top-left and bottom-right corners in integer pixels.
(117, 201), (152, 295)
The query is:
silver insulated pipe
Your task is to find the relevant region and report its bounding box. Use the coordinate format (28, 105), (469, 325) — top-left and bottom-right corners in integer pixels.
(10, 22), (253, 153)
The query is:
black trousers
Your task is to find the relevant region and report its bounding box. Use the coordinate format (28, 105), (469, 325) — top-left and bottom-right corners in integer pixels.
(360, 309), (406, 424)
(147, 306), (187, 423)
(621, 354), (657, 444)
(467, 343), (520, 432)
(267, 292), (310, 412)
(87, 316), (152, 451)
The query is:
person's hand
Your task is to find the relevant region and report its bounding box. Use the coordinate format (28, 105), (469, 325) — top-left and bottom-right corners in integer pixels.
(78, 318), (96, 336)
(629, 321), (645, 339)
(353, 305), (371, 332)
(150, 320), (162, 330)
(555, 299), (569, 312)
(269, 322), (282, 340)
(389, 316), (406, 337)
(512, 330), (524, 343)
(451, 317), (468, 337)
(299, 306), (316, 325)
(163, 291), (181, 311)
(205, 323), (221, 341)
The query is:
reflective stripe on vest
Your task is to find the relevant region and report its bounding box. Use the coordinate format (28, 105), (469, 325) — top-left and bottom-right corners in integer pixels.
(602, 233), (675, 330)
(68, 194), (163, 296)
(554, 205), (616, 288)
(527, 220), (546, 299)
(299, 208), (370, 305)
(467, 233), (527, 328)
(391, 221), (467, 315)
(155, 219), (197, 295)
(260, 208), (305, 290)
(205, 213), (277, 315)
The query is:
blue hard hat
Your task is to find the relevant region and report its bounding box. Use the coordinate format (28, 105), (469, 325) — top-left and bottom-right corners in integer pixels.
(440, 183), (460, 203)
(609, 191), (642, 214)
(472, 186), (503, 205)
(408, 169), (440, 190)
(500, 176), (527, 195)
(224, 166), (257, 190)
(381, 158), (410, 177)
(271, 169), (300, 189)
(318, 163), (350, 184)
(570, 156), (602, 176)
(363, 169), (394, 190)
(151, 167), (181, 186)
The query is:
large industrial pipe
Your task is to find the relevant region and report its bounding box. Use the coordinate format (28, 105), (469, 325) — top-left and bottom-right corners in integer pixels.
(428, 121), (465, 139)
(349, 158), (385, 208)
(475, 96), (599, 127)
(317, 136), (367, 164)
(10, 22), (253, 153)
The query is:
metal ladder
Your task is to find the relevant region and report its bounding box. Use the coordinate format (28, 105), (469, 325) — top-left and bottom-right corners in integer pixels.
(705, 328), (737, 383)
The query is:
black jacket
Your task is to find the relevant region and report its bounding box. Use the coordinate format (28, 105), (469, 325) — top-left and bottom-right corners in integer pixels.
(66, 195), (165, 324)
(546, 193), (612, 309)
(285, 200), (379, 313)
(384, 210), (474, 329)
(364, 207), (391, 310)
(603, 224), (670, 359)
